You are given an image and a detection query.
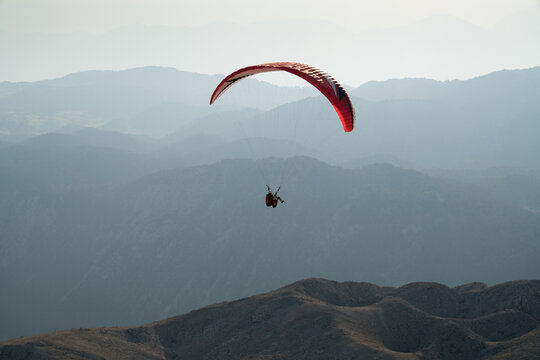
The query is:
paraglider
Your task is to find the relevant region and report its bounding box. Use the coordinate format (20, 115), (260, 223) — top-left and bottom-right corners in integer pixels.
(210, 62), (355, 132)
(265, 185), (284, 208)
(209, 62), (355, 207)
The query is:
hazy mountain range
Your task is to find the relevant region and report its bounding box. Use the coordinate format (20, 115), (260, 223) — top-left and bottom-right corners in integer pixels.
(1, 65), (539, 169)
(1, 278), (539, 359)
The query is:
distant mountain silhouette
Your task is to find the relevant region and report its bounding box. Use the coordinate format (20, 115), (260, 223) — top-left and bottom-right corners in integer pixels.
(0, 66), (315, 136)
(2, 66), (540, 170)
(0, 135), (160, 197)
(351, 67), (540, 103)
(103, 101), (218, 137)
(154, 135), (318, 166)
(352, 77), (450, 101)
(23, 128), (155, 152)
(341, 154), (415, 169)
(0, 130), (319, 200)
(428, 167), (540, 213)
(1, 278), (538, 359)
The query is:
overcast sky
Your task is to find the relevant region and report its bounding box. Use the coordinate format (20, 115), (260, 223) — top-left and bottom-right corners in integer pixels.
(0, 0), (539, 84)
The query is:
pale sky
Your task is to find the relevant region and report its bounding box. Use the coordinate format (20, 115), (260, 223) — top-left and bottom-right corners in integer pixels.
(0, 0), (536, 33)
(0, 0), (539, 84)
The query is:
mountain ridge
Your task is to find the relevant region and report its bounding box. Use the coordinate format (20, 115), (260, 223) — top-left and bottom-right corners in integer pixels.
(1, 278), (539, 359)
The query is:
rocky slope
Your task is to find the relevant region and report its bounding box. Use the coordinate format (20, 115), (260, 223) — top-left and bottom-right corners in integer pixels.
(1, 278), (539, 359)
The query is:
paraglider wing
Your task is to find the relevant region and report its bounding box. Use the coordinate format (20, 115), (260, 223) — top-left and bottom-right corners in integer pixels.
(210, 62), (355, 132)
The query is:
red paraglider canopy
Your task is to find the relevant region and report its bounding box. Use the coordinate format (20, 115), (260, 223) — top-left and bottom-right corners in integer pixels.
(210, 62), (355, 132)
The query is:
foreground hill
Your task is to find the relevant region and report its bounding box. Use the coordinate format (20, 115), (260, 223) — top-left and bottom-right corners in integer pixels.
(1, 278), (539, 359)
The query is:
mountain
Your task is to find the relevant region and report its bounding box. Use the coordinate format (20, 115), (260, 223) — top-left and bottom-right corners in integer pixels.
(153, 135), (318, 167)
(102, 102), (216, 138)
(1, 278), (539, 359)
(1, 66), (539, 169)
(351, 66), (540, 103)
(0, 129), (321, 199)
(352, 77), (450, 101)
(427, 167), (540, 213)
(182, 71), (540, 169)
(0, 81), (31, 97)
(7, 66), (314, 110)
(341, 154), (415, 169)
(2, 157), (539, 340)
(25, 128), (156, 153)
(0, 66), (315, 138)
(0, 134), (161, 198)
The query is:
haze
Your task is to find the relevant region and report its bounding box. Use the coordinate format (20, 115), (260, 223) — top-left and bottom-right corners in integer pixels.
(1, 0), (539, 85)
